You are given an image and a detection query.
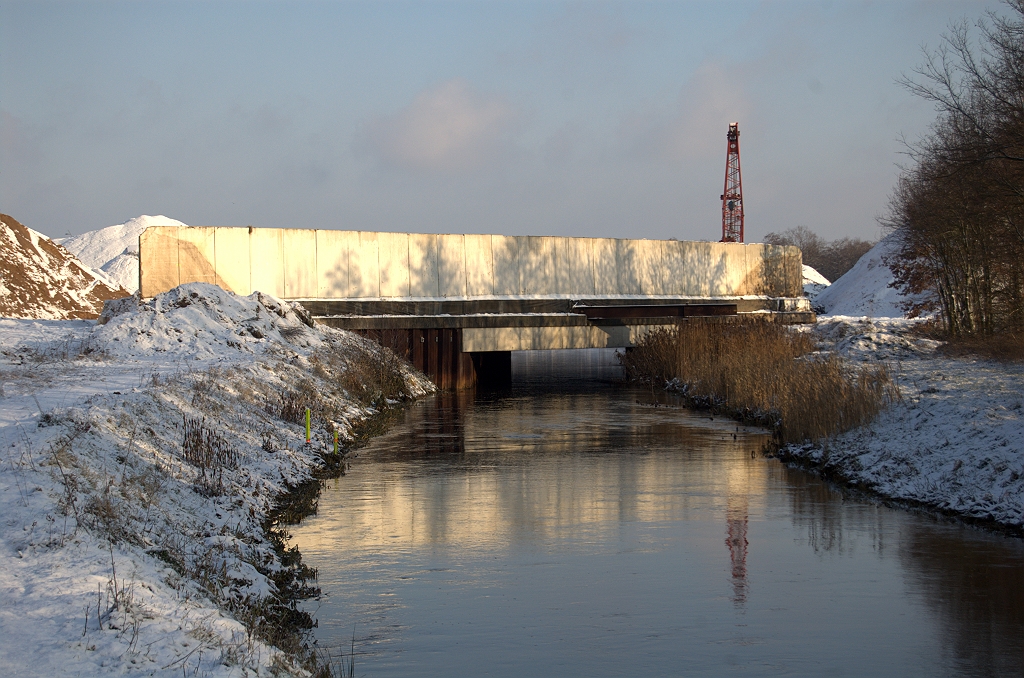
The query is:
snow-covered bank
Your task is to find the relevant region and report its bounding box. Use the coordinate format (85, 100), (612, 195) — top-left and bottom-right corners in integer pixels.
(0, 283), (433, 676)
(780, 317), (1024, 530)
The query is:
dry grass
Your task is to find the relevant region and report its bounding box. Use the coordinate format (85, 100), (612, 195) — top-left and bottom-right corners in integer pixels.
(938, 332), (1024, 362)
(311, 343), (409, 408)
(620, 318), (899, 444)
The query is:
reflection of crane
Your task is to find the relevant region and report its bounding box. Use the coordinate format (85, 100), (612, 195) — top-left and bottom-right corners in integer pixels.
(726, 494), (749, 607)
(720, 122), (744, 243)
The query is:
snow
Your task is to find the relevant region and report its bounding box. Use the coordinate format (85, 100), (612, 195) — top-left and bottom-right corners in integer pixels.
(0, 283), (433, 677)
(61, 216), (188, 293)
(802, 264), (829, 304)
(815, 232), (931, 318)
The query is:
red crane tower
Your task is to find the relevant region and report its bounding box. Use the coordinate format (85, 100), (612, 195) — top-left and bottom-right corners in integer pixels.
(720, 122), (744, 243)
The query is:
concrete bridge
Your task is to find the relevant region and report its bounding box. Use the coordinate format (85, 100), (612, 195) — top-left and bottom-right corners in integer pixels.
(140, 226), (812, 388)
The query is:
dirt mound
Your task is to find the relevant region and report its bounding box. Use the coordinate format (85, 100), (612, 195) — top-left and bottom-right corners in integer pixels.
(0, 213), (130, 319)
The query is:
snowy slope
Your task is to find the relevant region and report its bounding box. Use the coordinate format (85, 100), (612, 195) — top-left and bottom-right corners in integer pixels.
(61, 215), (188, 293)
(0, 214), (129, 319)
(815, 232), (929, 318)
(802, 264), (829, 303)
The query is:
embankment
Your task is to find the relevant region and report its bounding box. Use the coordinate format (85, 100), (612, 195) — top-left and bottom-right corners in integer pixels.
(0, 283), (433, 677)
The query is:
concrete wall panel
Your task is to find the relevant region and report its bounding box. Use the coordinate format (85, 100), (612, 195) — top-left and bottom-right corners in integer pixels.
(566, 237), (595, 296)
(378, 232), (411, 297)
(464, 234), (494, 296)
(706, 242), (749, 295)
(614, 239), (643, 295)
(553, 237), (570, 293)
(177, 227), (217, 287)
(142, 226), (803, 302)
(637, 240), (665, 295)
(660, 240), (684, 296)
(316, 230), (352, 298)
(249, 228), (285, 297)
(592, 238), (618, 295)
(437, 234), (466, 298)
(491, 235), (521, 296)
(214, 227), (251, 295)
(520, 236), (558, 295)
(349, 232), (380, 298)
(786, 245), (802, 296)
(139, 227), (180, 297)
(282, 228), (317, 298)
(408, 234), (439, 297)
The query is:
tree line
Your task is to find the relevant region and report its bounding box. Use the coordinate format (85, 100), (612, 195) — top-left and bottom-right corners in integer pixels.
(763, 225), (874, 284)
(885, 0), (1024, 337)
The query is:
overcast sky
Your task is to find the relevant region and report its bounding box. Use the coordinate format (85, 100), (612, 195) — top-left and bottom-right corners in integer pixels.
(0, 0), (1005, 241)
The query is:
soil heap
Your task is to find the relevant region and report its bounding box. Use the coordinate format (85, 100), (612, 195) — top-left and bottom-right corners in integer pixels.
(0, 213), (129, 319)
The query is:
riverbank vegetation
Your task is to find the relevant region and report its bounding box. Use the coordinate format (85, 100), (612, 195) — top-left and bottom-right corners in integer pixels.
(619, 318), (899, 444)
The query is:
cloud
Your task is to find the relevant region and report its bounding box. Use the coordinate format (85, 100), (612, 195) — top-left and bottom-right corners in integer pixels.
(355, 79), (517, 172)
(615, 61), (751, 163)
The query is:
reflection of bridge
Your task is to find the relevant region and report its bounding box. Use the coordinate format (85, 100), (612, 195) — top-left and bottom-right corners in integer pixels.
(140, 226), (814, 388)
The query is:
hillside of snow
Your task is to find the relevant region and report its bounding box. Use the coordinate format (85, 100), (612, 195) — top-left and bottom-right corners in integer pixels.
(61, 215), (188, 293)
(0, 214), (129, 319)
(802, 264), (830, 303)
(815, 232), (930, 318)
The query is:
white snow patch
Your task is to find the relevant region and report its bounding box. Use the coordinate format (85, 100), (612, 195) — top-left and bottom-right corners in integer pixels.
(784, 316), (1024, 529)
(802, 264), (829, 303)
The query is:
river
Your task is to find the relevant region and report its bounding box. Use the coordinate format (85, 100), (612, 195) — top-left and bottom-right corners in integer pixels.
(289, 350), (1024, 677)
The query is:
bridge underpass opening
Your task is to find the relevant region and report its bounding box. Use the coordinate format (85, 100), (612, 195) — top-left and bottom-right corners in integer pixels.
(511, 348), (622, 385)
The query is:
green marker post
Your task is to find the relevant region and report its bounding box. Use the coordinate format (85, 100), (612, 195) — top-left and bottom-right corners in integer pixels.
(305, 408), (311, 446)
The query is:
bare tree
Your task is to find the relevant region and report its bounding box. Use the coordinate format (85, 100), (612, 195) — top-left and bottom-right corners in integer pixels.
(764, 227), (874, 283)
(886, 0), (1024, 336)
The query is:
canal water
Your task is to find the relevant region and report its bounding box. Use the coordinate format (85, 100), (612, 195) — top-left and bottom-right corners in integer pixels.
(290, 350), (1024, 677)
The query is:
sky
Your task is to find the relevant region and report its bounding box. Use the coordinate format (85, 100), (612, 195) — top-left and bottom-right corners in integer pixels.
(0, 0), (1007, 242)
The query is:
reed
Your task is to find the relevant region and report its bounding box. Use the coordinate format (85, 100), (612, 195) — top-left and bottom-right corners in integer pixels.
(620, 318), (898, 444)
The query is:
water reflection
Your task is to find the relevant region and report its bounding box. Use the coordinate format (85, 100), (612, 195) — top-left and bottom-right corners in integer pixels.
(901, 526), (1024, 675)
(725, 494), (749, 608)
(293, 384), (1024, 678)
(307, 389), (770, 552)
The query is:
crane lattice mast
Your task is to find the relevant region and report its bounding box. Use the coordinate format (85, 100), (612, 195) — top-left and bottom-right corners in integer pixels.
(720, 122), (744, 243)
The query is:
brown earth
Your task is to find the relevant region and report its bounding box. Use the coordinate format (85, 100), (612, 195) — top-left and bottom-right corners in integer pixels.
(0, 213), (130, 319)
